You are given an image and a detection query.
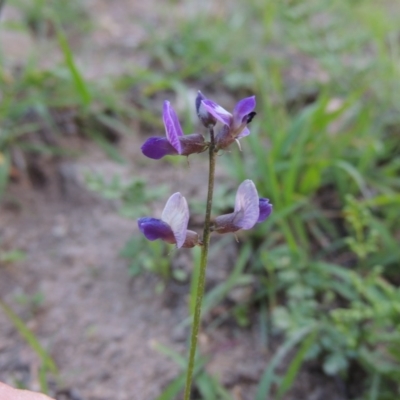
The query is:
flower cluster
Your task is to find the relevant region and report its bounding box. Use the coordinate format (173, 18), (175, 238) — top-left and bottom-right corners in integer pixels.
(138, 91), (272, 246)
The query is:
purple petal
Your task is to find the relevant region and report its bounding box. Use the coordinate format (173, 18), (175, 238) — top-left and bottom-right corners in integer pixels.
(196, 91), (216, 127)
(161, 192), (189, 248)
(232, 96), (256, 129)
(233, 180), (259, 230)
(237, 127), (250, 139)
(195, 91), (206, 115)
(258, 198), (273, 223)
(138, 217), (175, 243)
(201, 99), (232, 126)
(141, 137), (177, 159)
(163, 101), (183, 154)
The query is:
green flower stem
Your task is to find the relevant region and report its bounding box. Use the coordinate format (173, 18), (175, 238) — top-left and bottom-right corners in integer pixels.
(183, 127), (217, 400)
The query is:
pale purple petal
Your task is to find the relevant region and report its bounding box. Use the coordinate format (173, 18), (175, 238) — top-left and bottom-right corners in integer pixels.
(201, 99), (232, 126)
(163, 101), (183, 154)
(161, 192), (189, 248)
(138, 217), (175, 242)
(233, 180), (260, 230)
(141, 137), (177, 159)
(258, 198), (273, 223)
(237, 127), (250, 139)
(232, 96), (256, 129)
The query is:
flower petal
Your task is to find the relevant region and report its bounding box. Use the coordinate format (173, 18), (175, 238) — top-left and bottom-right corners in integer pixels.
(232, 96), (256, 129)
(163, 101), (183, 154)
(201, 99), (232, 126)
(137, 217), (175, 243)
(196, 91), (217, 127)
(233, 180), (259, 230)
(258, 198), (273, 223)
(237, 127), (250, 139)
(141, 137), (177, 159)
(161, 192), (189, 248)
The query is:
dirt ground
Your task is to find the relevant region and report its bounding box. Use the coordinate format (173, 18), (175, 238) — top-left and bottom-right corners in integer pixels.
(0, 1), (345, 399)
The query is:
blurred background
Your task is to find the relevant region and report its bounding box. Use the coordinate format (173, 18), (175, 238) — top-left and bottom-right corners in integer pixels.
(1, 0), (400, 399)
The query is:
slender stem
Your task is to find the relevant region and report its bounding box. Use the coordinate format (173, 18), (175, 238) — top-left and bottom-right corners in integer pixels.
(183, 127), (217, 400)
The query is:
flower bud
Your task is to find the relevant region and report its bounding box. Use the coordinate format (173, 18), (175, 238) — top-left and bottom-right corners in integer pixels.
(196, 91), (217, 128)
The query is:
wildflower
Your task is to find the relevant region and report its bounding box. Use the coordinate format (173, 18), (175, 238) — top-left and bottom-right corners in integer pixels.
(200, 95), (256, 150)
(212, 180), (272, 234)
(141, 101), (208, 160)
(138, 192), (200, 248)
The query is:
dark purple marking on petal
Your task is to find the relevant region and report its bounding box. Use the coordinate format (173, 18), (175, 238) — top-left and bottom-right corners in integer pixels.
(258, 198), (273, 223)
(232, 96), (256, 129)
(163, 101), (183, 154)
(201, 99), (232, 126)
(245, 111), (256, 124)
(137, 217), (175, 243)
(141, 137), (177, 160)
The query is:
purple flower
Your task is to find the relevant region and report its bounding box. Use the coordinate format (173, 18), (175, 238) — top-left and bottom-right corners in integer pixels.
(138, 192), (200, 248)
(212, 180), (272, 234)
(200, 95), (256, 150)
(141, 101), (208, 160)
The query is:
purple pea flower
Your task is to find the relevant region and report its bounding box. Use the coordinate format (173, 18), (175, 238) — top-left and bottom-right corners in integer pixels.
(141, 101), (208, 160)
(138, 192), (200, 248)
(200, 94), (256, 150)
(212, 180), (272, 234)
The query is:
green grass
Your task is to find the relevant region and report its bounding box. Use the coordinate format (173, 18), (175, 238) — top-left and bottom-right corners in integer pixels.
(2, 0), (400, 398)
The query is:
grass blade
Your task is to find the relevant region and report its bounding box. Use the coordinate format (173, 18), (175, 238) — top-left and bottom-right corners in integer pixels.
(255, 326), (315, 400)
(277, 329), (318, 399)
(0, 299), (58, 373)
(55, 24), (91, 108)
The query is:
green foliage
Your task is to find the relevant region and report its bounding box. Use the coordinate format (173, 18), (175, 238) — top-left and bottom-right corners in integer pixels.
(0, 247), (26, 264)
(84, 172), (167, 219)
(154, 343), (233, 400)
(120, 236), (171, 282)
(256, 326), (317, 400)
(13, 290), (44, 315)
(0, 4), (128, 197)
(344, 194), (379, 261)
(11, 0), (91, 37)
(254, 244), (400, 396)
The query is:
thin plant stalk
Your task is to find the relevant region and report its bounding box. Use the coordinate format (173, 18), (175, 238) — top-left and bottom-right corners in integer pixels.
(183, 127), (217, 400)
